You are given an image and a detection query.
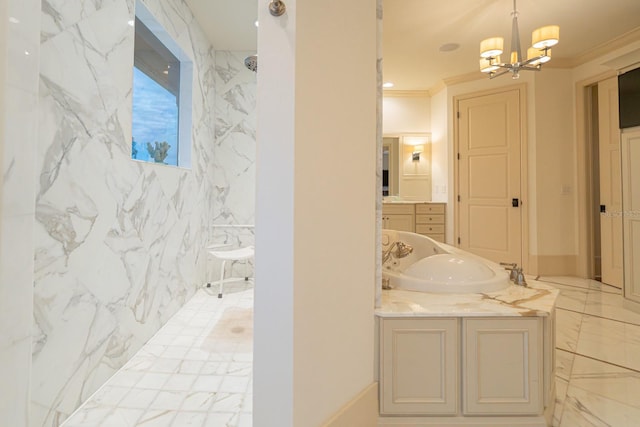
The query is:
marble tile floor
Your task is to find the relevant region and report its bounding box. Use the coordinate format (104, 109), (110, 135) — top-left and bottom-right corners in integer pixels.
(62, 276), (640, 427)
(544, 276), (640, 427)
(62, 281), (254, 427)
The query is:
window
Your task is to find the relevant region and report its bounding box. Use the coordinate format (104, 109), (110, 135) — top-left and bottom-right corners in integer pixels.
(131, 1), (192, 167)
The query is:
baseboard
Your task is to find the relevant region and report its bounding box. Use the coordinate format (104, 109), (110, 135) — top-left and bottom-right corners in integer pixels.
(623, 297), (640, 314)
(322, 382), (379, 427)
(532, 255), (577, 276)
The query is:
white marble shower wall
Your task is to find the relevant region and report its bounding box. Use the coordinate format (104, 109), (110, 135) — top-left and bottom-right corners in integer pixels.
(0, 0), (40, 425)
(209, 51), (256, 280)
(32, 0), (217, 426)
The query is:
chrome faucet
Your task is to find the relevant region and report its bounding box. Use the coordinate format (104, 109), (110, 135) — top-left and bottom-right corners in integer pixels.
(382, 241), (413, 264)
(500, 262), (527, 287)
(514, 267), (527, 286)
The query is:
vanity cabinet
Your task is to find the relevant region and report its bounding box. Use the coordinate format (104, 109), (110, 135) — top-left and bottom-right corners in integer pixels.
(462, 318), (543, 415)
(379, 314), (554, 421)
(380, 318), (458, 415)
(382, 202), (446, 241)
(382, 204), (415, 232)
(415, 203), (445, 242)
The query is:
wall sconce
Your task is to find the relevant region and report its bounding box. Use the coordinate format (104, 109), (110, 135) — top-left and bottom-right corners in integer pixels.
(412, 145), (424, 161)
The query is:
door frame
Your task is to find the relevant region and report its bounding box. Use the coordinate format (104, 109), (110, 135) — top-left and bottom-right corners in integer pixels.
(575, 71), (617, 279)
(453, 84), (530, 272)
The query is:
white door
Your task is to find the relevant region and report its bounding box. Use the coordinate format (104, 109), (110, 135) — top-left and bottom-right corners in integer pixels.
(457, 88), (523, 266)
(598, 77), (624, 288)
(622, 129), (640, 304)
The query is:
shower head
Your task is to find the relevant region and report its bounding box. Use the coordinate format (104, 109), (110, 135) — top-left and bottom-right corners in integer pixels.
(244, 55), (258, 73)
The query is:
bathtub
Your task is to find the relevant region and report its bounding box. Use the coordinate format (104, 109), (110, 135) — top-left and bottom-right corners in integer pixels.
(382, 229), (510, 293)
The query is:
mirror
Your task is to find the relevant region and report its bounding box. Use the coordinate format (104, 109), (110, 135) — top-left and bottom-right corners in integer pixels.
(383, 134), (432, 200)
(383, 137), (399, 197)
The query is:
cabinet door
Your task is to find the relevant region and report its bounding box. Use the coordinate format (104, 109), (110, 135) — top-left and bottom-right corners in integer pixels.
(463, 317), (542, 415)
(385, 214), (414, 232)
(622, 130), (640, 304)
(380, 318), (458, 415)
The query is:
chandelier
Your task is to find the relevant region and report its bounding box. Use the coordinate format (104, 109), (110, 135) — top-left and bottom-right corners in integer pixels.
(479, 0), (559, 79)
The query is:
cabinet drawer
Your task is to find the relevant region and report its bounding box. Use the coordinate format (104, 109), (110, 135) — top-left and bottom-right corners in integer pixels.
(416, 224), (445, 235)
(382, 204), (415, 215)
(416, 203), (445, 214)
(416, 214), (444, 224)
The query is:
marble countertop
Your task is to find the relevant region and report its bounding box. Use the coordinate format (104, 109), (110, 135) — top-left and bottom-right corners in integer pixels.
(376, 278), (559, 318)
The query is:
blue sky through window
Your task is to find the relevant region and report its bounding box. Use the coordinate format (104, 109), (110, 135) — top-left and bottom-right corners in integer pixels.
(132, 66), (179, 165)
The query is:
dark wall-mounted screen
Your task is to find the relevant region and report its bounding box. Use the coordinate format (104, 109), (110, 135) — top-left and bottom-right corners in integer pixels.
(619, 67), (640, 129)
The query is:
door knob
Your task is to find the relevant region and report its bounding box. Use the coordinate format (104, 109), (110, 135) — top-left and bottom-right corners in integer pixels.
(512, 198), (519, 207)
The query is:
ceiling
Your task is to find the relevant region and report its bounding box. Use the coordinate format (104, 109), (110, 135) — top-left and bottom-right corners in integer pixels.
(185, 0), (640, 92)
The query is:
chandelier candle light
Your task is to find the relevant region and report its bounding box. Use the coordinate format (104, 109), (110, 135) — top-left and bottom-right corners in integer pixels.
(479, 0), (559, 79)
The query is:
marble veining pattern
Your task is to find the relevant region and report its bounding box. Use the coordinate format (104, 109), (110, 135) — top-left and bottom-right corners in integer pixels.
(55, 276), (640, 426)
(60, 282), (253, 427)
(550, 277), (640, 426)
(209, 51), (256, 281)
(377, 278), (559, 317)
(33, 0), (217, 425)
(1, 0), (41, 425)
(375, 0), (383, 309)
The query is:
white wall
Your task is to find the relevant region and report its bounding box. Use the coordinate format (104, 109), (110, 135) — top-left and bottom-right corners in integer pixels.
(0, 0), (39, 425)
(430, 89), (449, 199)
(533, 69), (576, 257)
(382, 94), (430, 133)
(254, 0), (377, 425)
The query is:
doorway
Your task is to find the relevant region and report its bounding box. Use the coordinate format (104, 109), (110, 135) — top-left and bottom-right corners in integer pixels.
(585, 77), (624, 288)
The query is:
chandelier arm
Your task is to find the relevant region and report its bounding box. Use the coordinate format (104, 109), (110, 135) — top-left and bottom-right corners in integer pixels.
(489, 69), (512, 79)
(519, 56), (544, 67)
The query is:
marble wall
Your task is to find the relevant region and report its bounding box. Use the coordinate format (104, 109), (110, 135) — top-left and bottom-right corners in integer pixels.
(0, 0), (40, 425)
(31, 0), (217, 425)
(376, 0), (383, 308)
(210, 51), (256, 279)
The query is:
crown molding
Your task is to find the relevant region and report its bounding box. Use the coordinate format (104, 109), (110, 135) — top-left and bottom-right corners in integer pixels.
(427, 80), (446, 96)
(382, 90), (430, 98)
(568, 26), (640, 68)
(442, 71), (484, 87)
